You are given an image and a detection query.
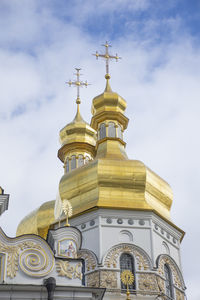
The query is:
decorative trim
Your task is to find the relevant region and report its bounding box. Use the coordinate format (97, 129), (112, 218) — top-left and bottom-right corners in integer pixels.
(77, 249), (98, 272)
(103, 243), (152, 270)
(157, 254), (185, 290)
(56, 260), (82, 280)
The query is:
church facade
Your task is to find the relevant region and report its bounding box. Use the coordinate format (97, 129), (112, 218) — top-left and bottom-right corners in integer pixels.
(0, 43), (186, 299)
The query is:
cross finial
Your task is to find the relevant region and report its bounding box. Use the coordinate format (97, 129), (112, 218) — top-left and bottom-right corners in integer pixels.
(66, 68), (90, 106)
(93, 41), (121, 80)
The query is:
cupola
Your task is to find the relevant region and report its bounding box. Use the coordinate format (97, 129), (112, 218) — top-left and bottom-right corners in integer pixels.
(58, 68), (96, 173)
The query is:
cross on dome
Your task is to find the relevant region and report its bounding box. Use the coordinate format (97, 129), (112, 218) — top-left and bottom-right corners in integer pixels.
(66, 68), (90, 105)
(93, 41), (121, 79)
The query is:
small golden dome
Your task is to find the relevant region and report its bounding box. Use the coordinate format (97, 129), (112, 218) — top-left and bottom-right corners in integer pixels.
(16, 200), (55, 239)
(91, 79), (129, 131)
(58, 103), (96, 163)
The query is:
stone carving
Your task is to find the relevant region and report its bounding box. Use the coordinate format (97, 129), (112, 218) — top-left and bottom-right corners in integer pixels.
(77, 249), (97, 272)
(56, 260), (82, 280)
(176, 289), (185, 300)
(158, 255), (183, 289)
(104, 244), (151, 270)
(0, 241), (53, 278)
(156, 276), (165, 293)
(100, 271), (117, 288)
(138, 273), (159, 291)
(86, 271), (99, 287)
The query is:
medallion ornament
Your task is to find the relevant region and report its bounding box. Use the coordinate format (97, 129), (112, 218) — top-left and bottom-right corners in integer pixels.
(100, 271), (117, 288)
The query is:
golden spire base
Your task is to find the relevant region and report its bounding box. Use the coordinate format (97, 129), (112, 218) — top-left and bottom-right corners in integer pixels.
(126, 290), (131, 300)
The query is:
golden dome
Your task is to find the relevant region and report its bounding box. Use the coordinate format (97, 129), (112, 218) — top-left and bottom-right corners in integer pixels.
(59, 158), (172, 221)
(16, 200), (55, 239)
(59, 79), (173, 221)
(58, 102), (96, 163)
(91, 79), (129, 131)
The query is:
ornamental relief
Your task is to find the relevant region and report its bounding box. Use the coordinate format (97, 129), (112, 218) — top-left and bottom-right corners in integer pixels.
(138, 273), (159, 292)
(0, 240), (54, 278)
(104, 244), (151, 270)
(176, 289), (185, 300)
(77, 249), (97, 272)
(56, 260), (82, 280)
(158, 256), (182, 289)
(100, 271), (117, 289)
(86, 271), (100, 287)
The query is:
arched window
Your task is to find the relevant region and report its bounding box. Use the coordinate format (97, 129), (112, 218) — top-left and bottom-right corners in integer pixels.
(85, 156), (90, 164)
(78, 154), (84, 167)
(164, 264), (174, 298)
(71, 155), (76, 170)
(65, 158), (69, 173)
(99, 123), (106, 139)
(117, 124), (123, 139)
(108, 122), (116, 137)
(120, 253), (136, 292)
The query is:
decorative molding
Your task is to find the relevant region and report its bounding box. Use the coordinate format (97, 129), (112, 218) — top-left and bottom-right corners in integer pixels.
(103, 243), (152, 270)
(175, 288), (185, 300)
(56, 260), (82, 280)
(157, 255), (184, 289)
(100, 271), (117, 288)
(77, 249), (97, 272)
(138, 273), (159, 292)
(0, 241), (54, 278)
(86, 271), (99, 287)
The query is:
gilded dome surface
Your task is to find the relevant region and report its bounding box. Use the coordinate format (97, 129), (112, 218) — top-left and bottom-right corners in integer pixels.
(59, 158), (173, 221)
(16, 200), (55, 239)
(58, 105), (96, 162)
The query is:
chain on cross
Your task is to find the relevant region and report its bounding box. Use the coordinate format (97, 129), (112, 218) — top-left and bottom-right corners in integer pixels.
(66, 68), (89, 104)
(93, 41), (121, 79)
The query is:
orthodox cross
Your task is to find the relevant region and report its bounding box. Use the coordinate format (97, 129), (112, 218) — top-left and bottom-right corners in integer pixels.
(93, 41), (121, 79)
(66, 68), (89, 105)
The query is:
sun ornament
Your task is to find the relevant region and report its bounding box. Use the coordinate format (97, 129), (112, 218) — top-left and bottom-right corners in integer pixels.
(121, 270), (134, 300)
(62, 199), (73, 227)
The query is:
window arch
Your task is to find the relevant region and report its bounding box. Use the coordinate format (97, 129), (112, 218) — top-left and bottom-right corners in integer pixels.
(108, 122), (116, 137)
(71, 155), (76, 170)
(117, 124), (123, 139)
(65, 158), (69, 173)
(78, 154), (84, 167)
(164, 264), (174, 298)
(99, 123), (106, 139)
(120, 253), (136, 292)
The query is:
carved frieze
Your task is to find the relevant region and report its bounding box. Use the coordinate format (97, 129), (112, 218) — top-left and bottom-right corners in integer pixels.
(86, 271), (100, 287)
(0, 241), (53, 278)
(100, 271), (117, 288)
(138, 273), (159, 291)
(56, 260), (82, 280)
(176, 289), (185, 300)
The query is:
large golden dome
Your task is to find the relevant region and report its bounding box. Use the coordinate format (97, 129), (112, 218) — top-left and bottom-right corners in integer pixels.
(16, 200), (55, 239)
(59, 79), (173, 221)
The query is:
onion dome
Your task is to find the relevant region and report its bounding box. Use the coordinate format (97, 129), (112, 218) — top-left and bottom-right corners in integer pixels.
(58, 43), (173, 223)
(91, 76), (129, 160)
(16, 200), (55, 239)
(58, 68), (96, 174)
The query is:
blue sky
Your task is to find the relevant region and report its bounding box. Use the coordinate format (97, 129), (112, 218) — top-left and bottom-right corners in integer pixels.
(0, 0), (200, 299)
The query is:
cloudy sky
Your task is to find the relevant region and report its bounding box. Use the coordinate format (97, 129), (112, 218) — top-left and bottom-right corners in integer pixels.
(0, 0), (200, 298)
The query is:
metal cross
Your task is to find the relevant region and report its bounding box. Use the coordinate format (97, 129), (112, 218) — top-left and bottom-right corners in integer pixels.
(66, 68), (89, 103)
(93, 41), (121, 78)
